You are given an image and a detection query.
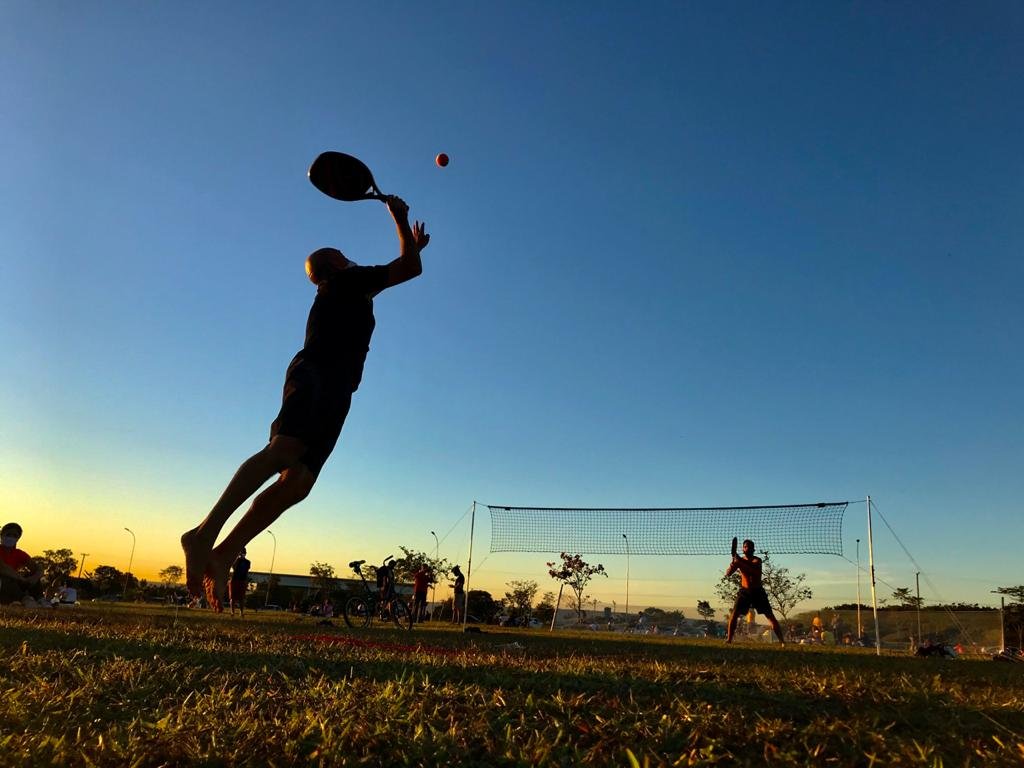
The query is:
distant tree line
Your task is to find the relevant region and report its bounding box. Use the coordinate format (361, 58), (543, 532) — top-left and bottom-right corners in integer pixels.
(828, 602), (998, 612)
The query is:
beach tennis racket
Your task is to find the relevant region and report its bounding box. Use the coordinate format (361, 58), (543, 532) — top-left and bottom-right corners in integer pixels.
(731, 537), (738, 558)
(308, 151), (387, 201)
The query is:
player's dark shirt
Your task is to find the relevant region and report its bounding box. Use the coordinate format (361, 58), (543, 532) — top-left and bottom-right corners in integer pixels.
(231, 557), (251, 582)
(293, 265), (391, 392)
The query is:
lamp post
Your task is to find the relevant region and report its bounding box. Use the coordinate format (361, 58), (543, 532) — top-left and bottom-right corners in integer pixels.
(122, 528), (136, 598)
(78, 553), (89, 580)
(622, 533), (630, 627)
(264, 529), (277, 607)
(915, 571), (922, 643)
(991, 590), (1006, 653)
(855, 538), (862, 639)
(430, 530), (439, 614)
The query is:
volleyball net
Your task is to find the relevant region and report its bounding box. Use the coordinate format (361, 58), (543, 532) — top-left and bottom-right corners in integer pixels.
(487, 502), (847, 555)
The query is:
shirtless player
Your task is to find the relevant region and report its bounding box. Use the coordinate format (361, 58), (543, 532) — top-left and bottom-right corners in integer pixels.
(725, 539), (786, 644)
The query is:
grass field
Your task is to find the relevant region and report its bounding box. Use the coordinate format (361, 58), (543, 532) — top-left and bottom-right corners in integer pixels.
(2, 604), (1022, 767)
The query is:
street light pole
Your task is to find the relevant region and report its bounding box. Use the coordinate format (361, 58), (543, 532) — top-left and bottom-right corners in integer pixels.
(264, 529), (277, 607)
(78, 553), (89, 580)
(622, 533), (630, 627)
(430, 530), (439, 615)
(122, 528), (136, 598)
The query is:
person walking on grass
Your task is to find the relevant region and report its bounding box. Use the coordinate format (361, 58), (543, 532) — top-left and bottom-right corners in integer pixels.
(0, 522), (45, 607)
(725, 539), (786, 645)
(228, 548), (251, 616)
(180, 196), (429, 610)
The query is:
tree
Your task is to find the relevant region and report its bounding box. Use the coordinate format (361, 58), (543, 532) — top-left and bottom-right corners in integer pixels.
(38, 548), (78, 588)
(504, 579), (539, 619)
(390, 546), (449, 586)
(158, 565), (184, 588)
(534, 591), (557, 623)
(309, 562), (337, 595)
(91, 565), (129, 594)
(714, 551), (812, 627)
(467, 590), (501, 623)
(996, 585), (1024, 648)
(697, 600), (716, 626)
(640, 607), (685, 627)
(547, 553), (607, 623)
(714, 566), (740, 607)
(890, 587), (923, 609)
(994, 585), (1024, 604)
(761, 556), (813, 625)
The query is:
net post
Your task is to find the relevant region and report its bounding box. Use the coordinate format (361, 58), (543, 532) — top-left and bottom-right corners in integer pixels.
(550, 583), (564, 632)
(855, 538), (863, 639)
(463, 501), (476, 633)
(623, 533), (630, 628)
(1000, 595), (1005, 653)
(867, 495), (882, 656)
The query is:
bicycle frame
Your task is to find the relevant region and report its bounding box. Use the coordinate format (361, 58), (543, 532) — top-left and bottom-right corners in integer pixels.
(343, 557), (412, 630)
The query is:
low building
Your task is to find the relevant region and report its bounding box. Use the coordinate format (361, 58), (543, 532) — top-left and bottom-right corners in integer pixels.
(246, 571), (411, 597)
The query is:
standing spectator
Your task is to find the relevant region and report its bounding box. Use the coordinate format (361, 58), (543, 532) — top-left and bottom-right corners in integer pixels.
(0, 522), (45, 607)
(412, 565), (430, 623)
(451, 565), (465, 624)
(228, 548), (251, 617)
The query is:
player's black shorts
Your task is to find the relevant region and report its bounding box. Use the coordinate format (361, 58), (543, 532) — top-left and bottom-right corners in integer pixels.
(269, 358), (352, 477)
(734, 587), (775, 617)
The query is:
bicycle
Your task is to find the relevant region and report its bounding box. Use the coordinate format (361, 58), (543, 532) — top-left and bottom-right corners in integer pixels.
(343, 555), (413, 630)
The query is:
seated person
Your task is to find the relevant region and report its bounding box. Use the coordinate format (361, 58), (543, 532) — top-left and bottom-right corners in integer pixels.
(0, 522), (45, 607)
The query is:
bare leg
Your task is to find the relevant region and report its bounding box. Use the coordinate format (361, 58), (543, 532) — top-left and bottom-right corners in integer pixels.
(203, 464), (315, 611)
(766, 614), (786, 645)
(181, 436), (306, 598)
(725, 607), (740, 643)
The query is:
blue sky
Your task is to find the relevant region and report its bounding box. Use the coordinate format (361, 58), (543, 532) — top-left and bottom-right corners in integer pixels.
(1, 2), (1021, 612)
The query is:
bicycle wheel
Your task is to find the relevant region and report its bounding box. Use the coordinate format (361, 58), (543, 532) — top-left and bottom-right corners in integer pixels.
(343, 596), (372, 628)
(389, 599), (414, 630)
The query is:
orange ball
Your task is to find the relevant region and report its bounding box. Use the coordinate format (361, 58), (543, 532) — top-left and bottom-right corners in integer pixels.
(435, 153), (449, 168)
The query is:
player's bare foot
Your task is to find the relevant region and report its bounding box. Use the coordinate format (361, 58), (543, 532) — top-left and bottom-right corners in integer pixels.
(203, 574), (223, 612)
(181, 527), (214, 599)
(203, 549), (231, 613)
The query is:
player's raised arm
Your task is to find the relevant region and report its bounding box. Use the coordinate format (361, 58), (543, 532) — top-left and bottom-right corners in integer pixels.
(383, 195), (426, 288)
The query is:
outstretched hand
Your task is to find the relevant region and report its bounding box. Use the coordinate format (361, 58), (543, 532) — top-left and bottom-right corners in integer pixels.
(413, 220), (430, 251)
(385, 195), (409, 221)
